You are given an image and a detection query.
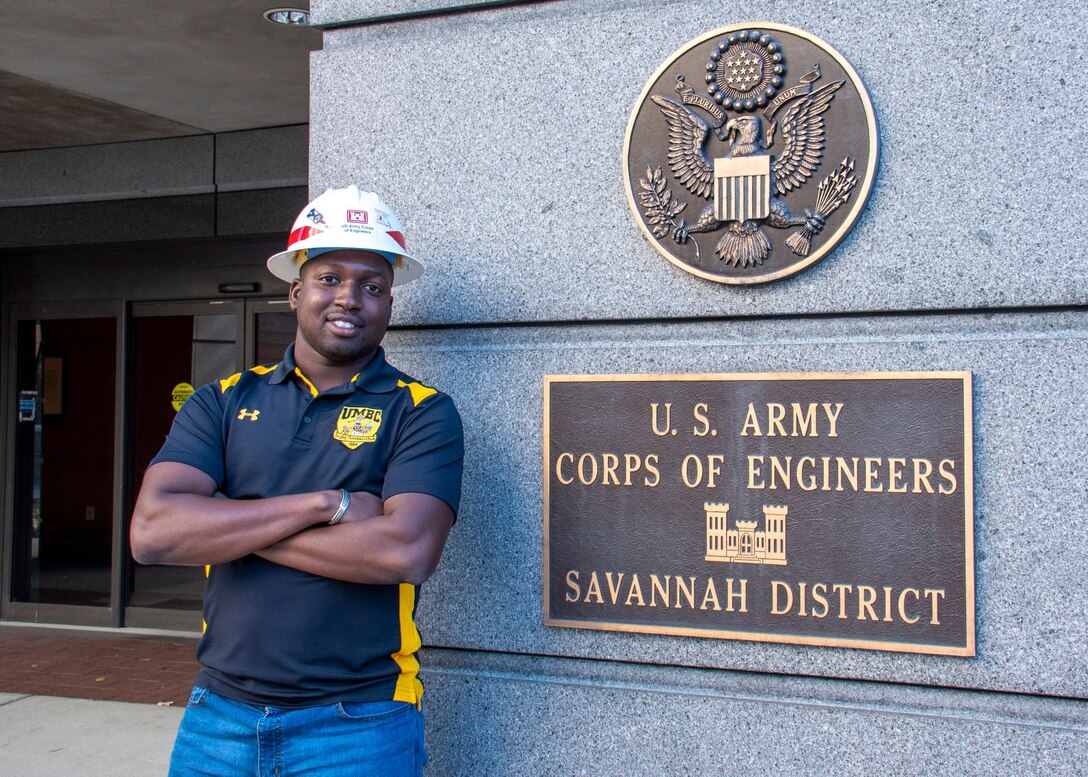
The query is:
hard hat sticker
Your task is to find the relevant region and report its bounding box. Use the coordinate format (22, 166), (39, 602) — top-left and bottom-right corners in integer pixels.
(266, 186), (423, 285)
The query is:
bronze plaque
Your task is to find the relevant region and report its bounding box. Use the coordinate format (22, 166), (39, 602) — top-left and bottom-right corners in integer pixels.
(623, 23), (878, 283)
(544, 372), (974, 656)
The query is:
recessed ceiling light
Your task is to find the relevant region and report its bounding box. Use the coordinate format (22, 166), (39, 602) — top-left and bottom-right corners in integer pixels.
(263, 7), (311, 25)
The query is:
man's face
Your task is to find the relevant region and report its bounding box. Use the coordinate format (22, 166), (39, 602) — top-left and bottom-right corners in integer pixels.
(289, 250), (394, 367)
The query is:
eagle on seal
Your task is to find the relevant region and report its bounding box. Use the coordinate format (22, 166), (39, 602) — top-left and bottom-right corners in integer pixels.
(651, 78), (843, 267)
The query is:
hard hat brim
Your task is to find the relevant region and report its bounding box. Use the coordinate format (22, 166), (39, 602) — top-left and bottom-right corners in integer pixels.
(266, 241), (424, 286)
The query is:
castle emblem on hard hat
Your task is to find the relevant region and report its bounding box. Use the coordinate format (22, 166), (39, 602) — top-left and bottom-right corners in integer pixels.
(334, 406), (382, 449)
(623, 23), (878, 284)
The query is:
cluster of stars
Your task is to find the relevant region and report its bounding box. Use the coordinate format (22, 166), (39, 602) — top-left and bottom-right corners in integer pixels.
(722, 52), (762, 91)
(704, 32), (786, 111)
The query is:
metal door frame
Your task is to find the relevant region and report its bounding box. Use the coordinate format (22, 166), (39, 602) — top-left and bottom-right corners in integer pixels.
(1, 299), (124, 628)
(122, 300), (247, 632)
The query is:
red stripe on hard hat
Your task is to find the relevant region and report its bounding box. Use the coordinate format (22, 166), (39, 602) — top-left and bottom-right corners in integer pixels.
(288, 225), (319, 247)
(387, 231), (406, 250)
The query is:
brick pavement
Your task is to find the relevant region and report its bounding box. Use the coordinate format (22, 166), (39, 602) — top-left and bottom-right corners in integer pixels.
(0, 626), (199, 706)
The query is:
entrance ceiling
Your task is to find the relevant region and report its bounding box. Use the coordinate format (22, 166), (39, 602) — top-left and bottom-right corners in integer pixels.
(0, 1), (321, 152)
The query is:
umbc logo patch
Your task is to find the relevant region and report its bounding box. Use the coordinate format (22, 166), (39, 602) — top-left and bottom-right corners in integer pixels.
(334, 406), (382, 449)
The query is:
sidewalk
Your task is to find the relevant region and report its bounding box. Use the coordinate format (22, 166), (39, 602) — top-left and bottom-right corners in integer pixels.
(0, 625), (198, 776)
(0, 692), (185, 776)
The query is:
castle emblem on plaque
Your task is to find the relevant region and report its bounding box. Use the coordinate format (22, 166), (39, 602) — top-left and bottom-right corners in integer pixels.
(704, 502), (788, 565)
(624, 24), (878, 284)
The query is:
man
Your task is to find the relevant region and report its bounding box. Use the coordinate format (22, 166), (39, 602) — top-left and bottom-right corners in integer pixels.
(131, 186), (463, 776)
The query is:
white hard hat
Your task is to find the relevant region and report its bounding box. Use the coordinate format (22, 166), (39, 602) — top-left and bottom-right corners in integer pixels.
(267, 186), (423, 285)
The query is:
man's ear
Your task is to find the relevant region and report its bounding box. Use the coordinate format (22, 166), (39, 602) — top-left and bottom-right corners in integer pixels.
(288, 279), (302, 310)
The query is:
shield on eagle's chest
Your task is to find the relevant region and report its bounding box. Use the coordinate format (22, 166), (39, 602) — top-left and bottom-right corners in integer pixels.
(714, 155), (771, 223)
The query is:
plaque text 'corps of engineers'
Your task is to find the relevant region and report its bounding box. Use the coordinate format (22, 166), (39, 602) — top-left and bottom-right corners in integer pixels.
(544, 373), (974, 656)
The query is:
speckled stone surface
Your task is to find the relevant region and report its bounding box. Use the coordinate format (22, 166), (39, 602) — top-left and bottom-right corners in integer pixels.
(310, 0), (1087, 325)
(308, 0), (1087, 765)
(417, 649), (1087, 775)
(216, 186), (309, 236)
(0, 126), (310, 245)
(311, 0), (518, 25)
(0, 195), (216, 246)
(0, 135), (214, 207)
(386, 310), (1088, 698)
(0, 126), (309, 209)
(214, 125), (309, 192)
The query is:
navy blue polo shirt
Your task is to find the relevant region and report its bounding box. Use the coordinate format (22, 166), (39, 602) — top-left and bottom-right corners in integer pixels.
(150, 344), (463, 707)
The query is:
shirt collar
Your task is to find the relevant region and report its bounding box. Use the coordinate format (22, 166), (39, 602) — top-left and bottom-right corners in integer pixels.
(268, 345), (297, 385)
(352, 346), (400, 393)
(268, 343), (399, 394)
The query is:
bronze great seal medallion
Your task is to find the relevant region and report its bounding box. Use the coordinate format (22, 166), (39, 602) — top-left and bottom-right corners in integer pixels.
(623, 23), (878, 284)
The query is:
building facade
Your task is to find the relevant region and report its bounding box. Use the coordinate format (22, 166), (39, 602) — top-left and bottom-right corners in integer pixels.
(1, 0), (1086, 773)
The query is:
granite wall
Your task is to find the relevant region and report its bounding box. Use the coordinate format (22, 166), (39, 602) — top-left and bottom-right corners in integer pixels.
(0, 125), (309, 247)
(309, 0), (1086, 773)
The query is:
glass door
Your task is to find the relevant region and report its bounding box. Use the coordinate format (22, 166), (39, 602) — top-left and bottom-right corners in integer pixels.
(4, 296), (297, 630)
(247, 297), (296, 367)
(125, 298), (296, 629)
(5, 304), (121, 626)
(124, 300), (244, 630)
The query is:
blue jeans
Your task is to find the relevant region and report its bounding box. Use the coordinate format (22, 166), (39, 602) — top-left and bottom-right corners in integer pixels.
(169, 686), (427, 776)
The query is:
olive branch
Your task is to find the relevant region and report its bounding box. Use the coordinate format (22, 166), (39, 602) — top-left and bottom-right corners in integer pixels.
(638, 165), (700, 262)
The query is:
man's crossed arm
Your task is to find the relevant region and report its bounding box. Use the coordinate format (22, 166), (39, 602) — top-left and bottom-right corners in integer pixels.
(130, 462), (453, 586)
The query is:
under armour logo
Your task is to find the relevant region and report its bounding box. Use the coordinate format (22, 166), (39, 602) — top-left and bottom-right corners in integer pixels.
(237, 409), (260, 421)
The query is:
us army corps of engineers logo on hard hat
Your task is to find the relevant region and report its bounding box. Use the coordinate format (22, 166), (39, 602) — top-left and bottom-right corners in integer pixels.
(623, 23), (878, 284)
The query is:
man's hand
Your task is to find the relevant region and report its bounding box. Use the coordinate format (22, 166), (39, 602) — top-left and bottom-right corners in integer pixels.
(336, 490), (384, 524)
(255, 492), (454, 586)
